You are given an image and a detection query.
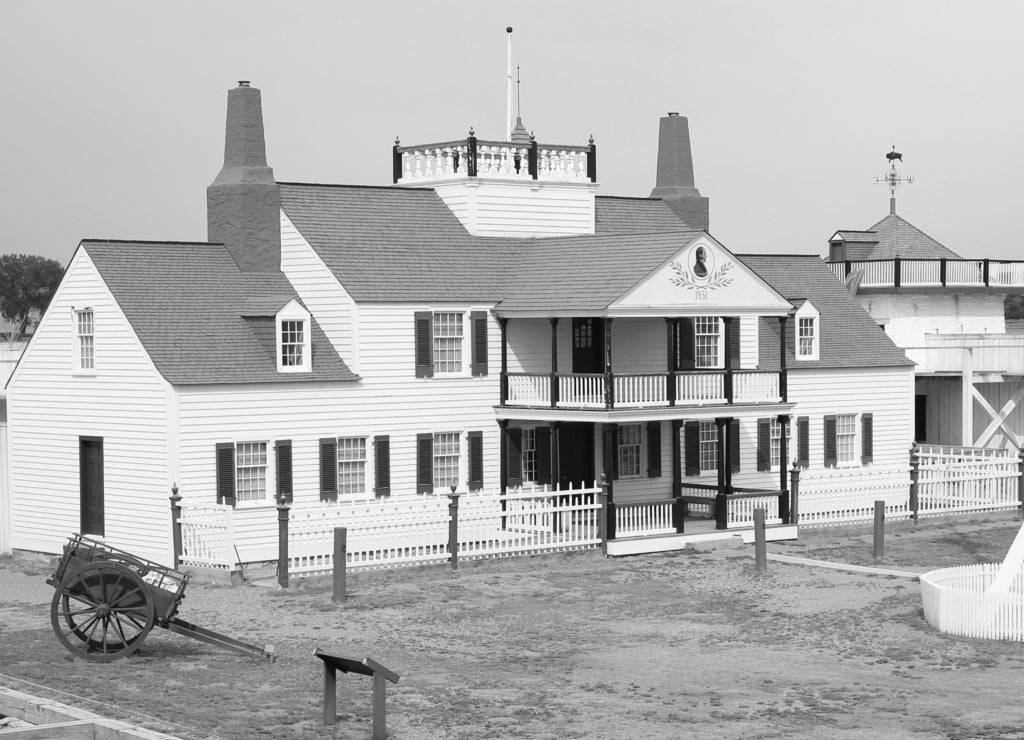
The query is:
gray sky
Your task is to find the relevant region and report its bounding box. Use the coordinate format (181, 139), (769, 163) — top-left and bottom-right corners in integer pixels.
(3, 1), (1020, 266)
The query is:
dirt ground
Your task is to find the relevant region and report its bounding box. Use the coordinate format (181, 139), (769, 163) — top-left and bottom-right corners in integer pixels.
(1, 513), (1024, 739)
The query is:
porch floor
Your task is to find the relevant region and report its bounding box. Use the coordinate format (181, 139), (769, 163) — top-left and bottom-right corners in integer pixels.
(606, 517), (798, 557)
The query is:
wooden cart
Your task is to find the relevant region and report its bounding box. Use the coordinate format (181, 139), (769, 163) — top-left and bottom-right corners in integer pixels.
(47, 534), (275, 663)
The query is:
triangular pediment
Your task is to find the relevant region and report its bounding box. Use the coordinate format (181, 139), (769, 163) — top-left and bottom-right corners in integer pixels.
(611, 235), (793, 316)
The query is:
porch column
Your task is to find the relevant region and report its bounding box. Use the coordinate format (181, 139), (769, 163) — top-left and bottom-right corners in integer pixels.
(550, 318), (559, 408)
(671, 420), (682, 498)
(962, 347), (974, 446)
(778, 316), (788, 403)
(722, 317), (734, 404)
(602, 423), (618, 497)
(498, 419), (509, 492)
(499, 318), (509, 405)
(603, 318), (614, 409)
(714, 416), (732, 529)
(666, 318), (678, 406)
(550, 421), (561, 488)
(777, 414), (791, 524)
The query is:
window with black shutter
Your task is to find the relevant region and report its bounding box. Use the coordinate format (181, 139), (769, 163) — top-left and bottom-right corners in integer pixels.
(416, 433), (434, 494)
(677, 319), (695, 370)
(414, 312), (433, 378)
(861, 413), (873, 465)
(646, 421), (661, 478)
(683, 421), (700, 477)
(823, 415), (837, 468)
(374, 435), (391, 496)
(467, 431), (484, 490)
(276, 440), (293, 503)
(216, 442), (236, 507)
(756, 418), (770, 472)
(535, 426), (552, 485)
(470, 311), (488, 376)
(506, 428), (523, 487)
(797, 416), (810, 468)
(319, 437), (338, 501)
(728, 319), (741, 367)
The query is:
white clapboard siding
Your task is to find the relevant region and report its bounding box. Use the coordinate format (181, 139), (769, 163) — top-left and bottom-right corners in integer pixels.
(433, 180), (597, 238)
(280, 210), (358, 369)
(7, 249), (173, 564)
(864, 293), (1006, 349)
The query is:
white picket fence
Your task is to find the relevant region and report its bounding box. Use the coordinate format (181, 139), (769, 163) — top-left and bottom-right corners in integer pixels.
(178, 501), (237, 570)
(920, 564), (1024, 641)
(797, 465), (912, 527)
(916, 446), (1021, 517)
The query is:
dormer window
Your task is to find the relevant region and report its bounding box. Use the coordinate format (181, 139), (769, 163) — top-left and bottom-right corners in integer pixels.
(276, 300), (311, 373)
(794, 301), (819, 361)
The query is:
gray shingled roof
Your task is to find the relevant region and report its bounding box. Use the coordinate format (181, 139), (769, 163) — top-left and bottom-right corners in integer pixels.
(83, 240), (358, 385)
(594, 196), (690, 234)
(739, 254), (913, 369)
(831, 230), (879, 243)
(862, 213), (961, 260)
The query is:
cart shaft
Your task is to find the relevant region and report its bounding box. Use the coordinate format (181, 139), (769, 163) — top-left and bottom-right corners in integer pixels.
(166, 618), (276, 662)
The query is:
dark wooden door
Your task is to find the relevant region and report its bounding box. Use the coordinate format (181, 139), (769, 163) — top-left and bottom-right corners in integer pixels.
(915, 395), (927, 443)
(572, 318), (605, 374)
(558, 423), (594, 488)
(80, 437), (104, 536)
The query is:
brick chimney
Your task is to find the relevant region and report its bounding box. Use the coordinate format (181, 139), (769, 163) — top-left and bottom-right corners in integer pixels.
(207, 81), (281, 272)
(650, 112), (709, 231)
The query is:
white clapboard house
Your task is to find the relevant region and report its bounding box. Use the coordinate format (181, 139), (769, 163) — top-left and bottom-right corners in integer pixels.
(4, 83), (914, 564)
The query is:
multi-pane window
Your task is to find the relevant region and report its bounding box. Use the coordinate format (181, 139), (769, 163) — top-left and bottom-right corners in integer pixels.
(837, 414), (856, 463)
(695, 317), (720, 368)
(798, 318), (815, 358)
(433, 432), (460, 488)
(76, 309), (94, 370)
(769, 419), (793, 469)
(235, 442), (267, 502)
(281, 320), (305, 367)
(433, 312), (463, 373)
(522, 428), (537, 483)
(699, 420), (718, 471)
(618, 424), (642, 477)
(337, 437), (366, 495)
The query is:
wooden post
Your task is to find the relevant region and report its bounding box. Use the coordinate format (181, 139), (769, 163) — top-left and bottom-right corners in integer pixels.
(466, 129), (478, 177)
(587, 135), (597, 182)
(778, 316), (788, 403)
(893, 256), (901, 288)
(333, 527), (347, 603)
(753, 508), (767, 575)
(789, 462), (800, 526)
(983, 258), (990, 286)
(169, 483), (182, 571)
(598, 473), (613, 553)
(666, 318), (678, 406)
(447, 487), (461, 571)
(322, 659), (337, 726)
(872, 500), (885, 561)
(714, 417), (729, 530)
(372, 673), (387, 739)
(550, 318), (559, 407)
(603, 318), (614, 409)
(909, 444), (920, 524)
(392, 138), (402, 184)
(722, 317), (734, 404)
(277, 494), (290, 588)
(499, 318), (509, 406)
(528, 136), (538, 179)
(1018, 447), (1024, 521)
(778, 415), (790, 524)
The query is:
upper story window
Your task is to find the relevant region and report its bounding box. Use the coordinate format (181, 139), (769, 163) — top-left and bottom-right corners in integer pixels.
(699, 420), (718, 471)
(769, 418), (792, 470)
(276, 300), (311, 373)
(522, 428), (538, 483)
(433, 431), (461, 489)
(433, 312), (463, 373)
(694, 317), (721, 368)
(414, 310), (489, 378)
(75, 308), (95, 371)
(794, 301), (819, 361)
(617, 423), (642, 477)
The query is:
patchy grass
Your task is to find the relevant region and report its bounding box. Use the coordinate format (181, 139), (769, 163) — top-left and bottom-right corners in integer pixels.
(1, 513), (1023, 739)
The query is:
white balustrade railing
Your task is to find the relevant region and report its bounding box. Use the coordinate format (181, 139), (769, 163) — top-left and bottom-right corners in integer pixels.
(826, 259), (1024, 288)
(614, 374), (668, 408)
(733, 371), (781, 403)
(727, 494), (782, 527)
(537, 147), (590, 181)
(615, 500), (675, 536)
(398, 140), (590, 184)
(505, 373), (551, 407)
(676, 372), (725, 404)
(558, 374), (605, 408)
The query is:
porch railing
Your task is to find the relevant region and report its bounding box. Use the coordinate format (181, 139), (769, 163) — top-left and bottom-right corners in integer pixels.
(504, 370), (783, 409)
(827, 258), (1024, 289)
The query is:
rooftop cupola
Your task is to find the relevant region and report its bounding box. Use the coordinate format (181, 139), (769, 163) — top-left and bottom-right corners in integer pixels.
(650, 112), (709, 231)
(207, 81), (281, 271)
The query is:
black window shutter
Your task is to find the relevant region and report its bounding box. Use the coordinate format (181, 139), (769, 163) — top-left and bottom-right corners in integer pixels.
(535, 426), (552, 485)
(319, 438), (338, 501)
(823, 415), (837, 468)
(414, 312), (433, 378)
(678, 318), (695, 370)
(798, 416), (810, 468)
(416, 433), (434, 494)
(468, 431), (484, 490)
(729, 419), (741, 473)
(216, 443), (236, 507)
(861, 413), (874, 465)
(604, 425), (620, 481)
(684, 421), (700, 477)
(728, 319), (741, 367)
(507, 428), (523, 488)
(470, 311), (488, 376)
(276, 440), (293, 504)
(756, 418), (770, 472)
(374, 435), (391, 496)
(646, 421), (661, 478)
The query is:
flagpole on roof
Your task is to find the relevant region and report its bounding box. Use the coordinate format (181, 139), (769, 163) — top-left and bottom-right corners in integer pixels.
(506, 26), (513, 141)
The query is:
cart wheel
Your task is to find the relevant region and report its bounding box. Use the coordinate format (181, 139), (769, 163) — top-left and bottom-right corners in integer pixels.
(50, 561), (155, 662)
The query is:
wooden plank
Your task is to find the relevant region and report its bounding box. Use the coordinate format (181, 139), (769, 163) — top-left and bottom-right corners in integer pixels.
(0, 719), (97, 739)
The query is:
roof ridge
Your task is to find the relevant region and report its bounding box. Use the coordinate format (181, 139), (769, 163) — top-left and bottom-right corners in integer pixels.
(278, 181), (432, 193)
(82, 239), (222, 246)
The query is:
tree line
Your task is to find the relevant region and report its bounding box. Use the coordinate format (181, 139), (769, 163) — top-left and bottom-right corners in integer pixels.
(0, 254), (64, 343)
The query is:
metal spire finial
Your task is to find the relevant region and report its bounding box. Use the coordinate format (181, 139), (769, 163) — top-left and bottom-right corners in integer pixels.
(874, 143), (914, 197)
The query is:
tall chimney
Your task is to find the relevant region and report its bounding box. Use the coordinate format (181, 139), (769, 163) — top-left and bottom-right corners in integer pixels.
(207, 81), (281, 271)
(650, 112), (709, 231)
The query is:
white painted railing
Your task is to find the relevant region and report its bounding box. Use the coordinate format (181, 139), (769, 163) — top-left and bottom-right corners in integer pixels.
(614, 374), (668, 407)
(505, 372), (551, 406)
(179, 502), (237, 570)
(733, 371), (781, 403)
(615, 500), (675, 536)
(676, 372), (725, 404)
(946, 260), (985, 286)
(901, 260), (942, 286)
(536, 147), (591, 181)
(827, 259), (1024, 288)
(990, 261), (1024, 287)
(917, 446), (1020, 516)
(921, 564), (1024, 641)
(558, 374), (605, 408)
(727, 493), (782, 527)
(915, 335), (1024, 375)
(855, 261), (895, 287)
(397, 139), (591, 184)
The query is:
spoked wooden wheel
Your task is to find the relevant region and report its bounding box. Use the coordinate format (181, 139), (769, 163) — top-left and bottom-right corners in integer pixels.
(50, 561), (155, 662)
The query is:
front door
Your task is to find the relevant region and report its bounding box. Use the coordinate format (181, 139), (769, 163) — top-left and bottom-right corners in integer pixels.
(80, 437), (104, 536)
(558, 423), (595, 488)
(572, 318), (605, 374)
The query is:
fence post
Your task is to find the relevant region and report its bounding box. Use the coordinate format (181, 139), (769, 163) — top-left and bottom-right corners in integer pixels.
(277, 494), (290, 588)
(448, 487), (461, 571)
(872, 500), (885, 561)
(333, 527), (347, 603)
(598, 473), (614, 554)
(789, 462), (800, 526)
(1017, 446), (1024, 521)
(909, 444), (920, 524)
(753, 508), (767, 575)
(169, 483), (182, 570)
(672, 496), (685, 534)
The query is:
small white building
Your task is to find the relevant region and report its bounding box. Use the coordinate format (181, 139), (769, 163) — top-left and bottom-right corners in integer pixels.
(4, 84), (914, 564)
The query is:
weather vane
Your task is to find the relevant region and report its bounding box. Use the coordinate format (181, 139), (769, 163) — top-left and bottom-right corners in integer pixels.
(874, 144), (914, 197)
